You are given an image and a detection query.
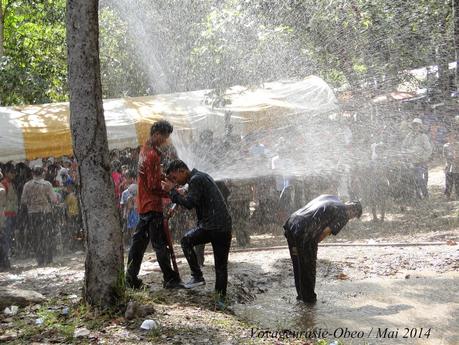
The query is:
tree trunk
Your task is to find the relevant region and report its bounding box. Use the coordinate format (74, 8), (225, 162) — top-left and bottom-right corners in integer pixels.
(0, 0), (4, 57)
(436, 8), (451, 99)
(66, 0), (124, 308)
(454, 0), (459, 93)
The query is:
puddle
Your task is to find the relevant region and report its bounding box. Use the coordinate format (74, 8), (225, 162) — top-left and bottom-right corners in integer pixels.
(232, 251), (459, 345)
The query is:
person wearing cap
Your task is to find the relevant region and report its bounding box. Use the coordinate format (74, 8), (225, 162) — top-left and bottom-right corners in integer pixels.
(56, 157), (72, 187)
(21, 166), (58, 266)
(283, 194), (362, 304)
(401, 118), (433, 199)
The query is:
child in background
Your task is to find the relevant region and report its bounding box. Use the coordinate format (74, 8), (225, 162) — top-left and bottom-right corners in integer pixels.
(64, 181), (82, 251)
(120, 171), (139, 248)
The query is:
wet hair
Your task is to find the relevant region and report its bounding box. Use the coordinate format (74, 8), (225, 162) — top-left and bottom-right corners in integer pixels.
(347, 200), (363, 218)
(3, 162), (15, 174)
(150, 120), (173, 136)
(166, 160), (189, 175)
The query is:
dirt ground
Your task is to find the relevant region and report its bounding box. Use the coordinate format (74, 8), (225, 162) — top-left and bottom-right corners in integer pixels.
(0, 166), (458, 344)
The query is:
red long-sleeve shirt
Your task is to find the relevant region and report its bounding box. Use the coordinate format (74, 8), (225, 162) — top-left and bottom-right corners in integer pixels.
(137, 144), (167, 214)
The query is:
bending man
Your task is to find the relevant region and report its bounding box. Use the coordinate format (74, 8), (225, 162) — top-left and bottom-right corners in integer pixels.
(283, 194), (362, 303)
(162, 160), (232, 306)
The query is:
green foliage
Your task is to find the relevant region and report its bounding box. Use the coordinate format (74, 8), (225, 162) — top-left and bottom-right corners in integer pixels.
(0, 0), (457, 105)
(99, 7), (150, 98)
(0, 0), (67, 105)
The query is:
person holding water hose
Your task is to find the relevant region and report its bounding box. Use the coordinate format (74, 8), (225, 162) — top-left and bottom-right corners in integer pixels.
(125, 120), (184, 290)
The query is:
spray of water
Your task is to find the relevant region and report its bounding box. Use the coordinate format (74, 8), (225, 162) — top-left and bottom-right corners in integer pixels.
(104, 1), (359, 186)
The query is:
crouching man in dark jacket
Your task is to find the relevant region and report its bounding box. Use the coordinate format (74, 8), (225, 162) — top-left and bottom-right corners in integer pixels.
(284, 195), (362, 304)
(162, 160), (232, 307)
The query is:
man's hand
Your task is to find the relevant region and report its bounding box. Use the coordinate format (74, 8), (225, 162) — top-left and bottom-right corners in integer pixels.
(176, 187), (187, 196)
(161, 179), (176, 193)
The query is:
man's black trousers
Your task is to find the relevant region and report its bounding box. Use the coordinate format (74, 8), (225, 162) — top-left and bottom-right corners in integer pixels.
(126, 211), (179, 284)
(284, 228), (318, 303)
(445, 172), (459, 198)
(181, 227), (232, 297)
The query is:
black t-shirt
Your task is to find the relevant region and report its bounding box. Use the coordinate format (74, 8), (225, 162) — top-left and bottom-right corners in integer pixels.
(283, 194), (349, 242)
(170, 169), (232, 231)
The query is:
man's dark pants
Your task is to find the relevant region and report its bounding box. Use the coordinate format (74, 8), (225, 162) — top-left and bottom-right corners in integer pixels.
(445, 172), (459, 198)
(0, 225), (11, 269)
(284, 227), (318, 303)
(181, 227), (232, 296)
(28, 213), (54, 265)
(126, 211), (179, 284)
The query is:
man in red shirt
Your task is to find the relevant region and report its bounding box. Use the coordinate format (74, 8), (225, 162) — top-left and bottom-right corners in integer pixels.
(125, 120), (182, 289)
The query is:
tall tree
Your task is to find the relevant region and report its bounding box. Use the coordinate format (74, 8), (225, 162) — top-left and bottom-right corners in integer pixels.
(0, 1), (4, 57)
(454, 0), (459, 92)
(66, 0), (124, 307)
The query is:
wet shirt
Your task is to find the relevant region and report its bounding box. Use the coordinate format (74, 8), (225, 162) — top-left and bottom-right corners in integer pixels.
(402, 132), (432, 164)
(283, 195), (349, 242)
(169, 169), (232, 231)
(21, 177), (57, 214)
(137, 144), (167, 214)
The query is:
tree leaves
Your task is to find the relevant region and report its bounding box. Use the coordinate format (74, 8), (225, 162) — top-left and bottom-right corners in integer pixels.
(0, 0), (456, 105)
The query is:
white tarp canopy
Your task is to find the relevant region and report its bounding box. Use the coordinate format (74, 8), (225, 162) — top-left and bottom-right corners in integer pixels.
(0, 76), (338, 161)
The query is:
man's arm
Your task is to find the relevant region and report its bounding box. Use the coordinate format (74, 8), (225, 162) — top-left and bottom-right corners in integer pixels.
(318, 227), (332, 242)
(169, 180), (201, 210)
(422, 134), (433, 157)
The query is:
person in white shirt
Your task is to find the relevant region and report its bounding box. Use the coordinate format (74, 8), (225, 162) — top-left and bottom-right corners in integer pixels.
(21, 166), (58, 266)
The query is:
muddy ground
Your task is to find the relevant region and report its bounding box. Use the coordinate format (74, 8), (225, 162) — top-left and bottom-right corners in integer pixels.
(0, 167), (458, 344)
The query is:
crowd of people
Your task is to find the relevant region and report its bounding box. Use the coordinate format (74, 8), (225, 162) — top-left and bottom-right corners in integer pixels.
(0, 149), (143, 270)
(352, 111), (459, 222)
(1, 106), (459, 306)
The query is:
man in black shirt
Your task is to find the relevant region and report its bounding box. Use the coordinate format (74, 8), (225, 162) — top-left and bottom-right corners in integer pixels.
(161, 160), (232, 304)
(283, 195), (362, 304)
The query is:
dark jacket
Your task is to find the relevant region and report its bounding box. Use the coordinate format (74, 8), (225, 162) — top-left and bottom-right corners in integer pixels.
(283, 194), (349, 243)
(169, 169), (232, 231)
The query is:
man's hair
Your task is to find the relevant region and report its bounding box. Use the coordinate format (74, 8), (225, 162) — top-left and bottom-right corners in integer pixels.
(32, 166), (44, 177)
(347, 200), (363, 218)
(150, 120), (174, 136)
(127, 169), (137, 179)
(166, 160), (189, 175)
(3, 162), (15, 174)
